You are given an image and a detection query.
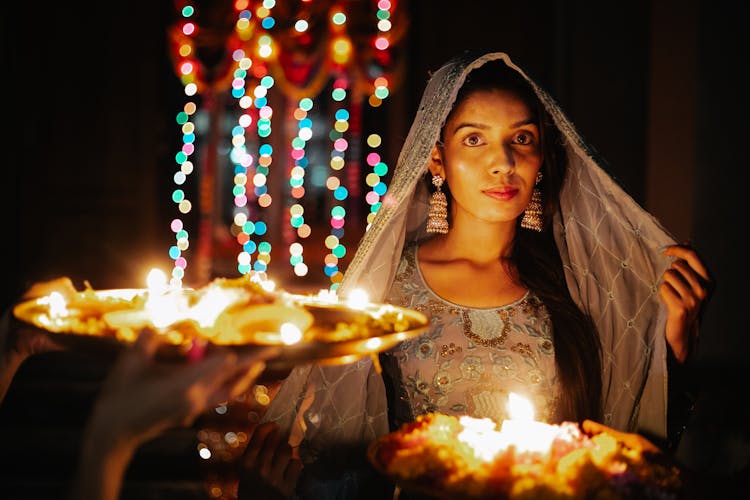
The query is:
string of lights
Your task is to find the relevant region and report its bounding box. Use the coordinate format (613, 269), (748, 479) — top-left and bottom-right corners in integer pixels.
(168, 0), (401, 289)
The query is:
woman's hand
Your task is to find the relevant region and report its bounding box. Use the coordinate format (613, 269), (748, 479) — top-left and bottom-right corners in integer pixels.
(0, 277), (73, 403)
(71, 331), (279, 500)
(660, 244), (713, 363)
(238, 422), (304, 500)
(582, 419), (661, 454)
(1, 277), (73, 360)
(90, 330), (278, 448)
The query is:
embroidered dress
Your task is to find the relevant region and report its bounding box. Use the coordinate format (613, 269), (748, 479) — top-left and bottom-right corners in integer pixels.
(382, 244), (561, 427)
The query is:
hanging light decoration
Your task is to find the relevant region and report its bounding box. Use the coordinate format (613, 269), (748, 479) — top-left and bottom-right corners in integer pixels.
(167, 2), (201, 288)
(286, 96), (315, 277)
(168, 0), (406, 287)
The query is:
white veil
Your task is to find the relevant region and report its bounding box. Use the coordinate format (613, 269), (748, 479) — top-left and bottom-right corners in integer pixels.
(263, 51), (675, 460)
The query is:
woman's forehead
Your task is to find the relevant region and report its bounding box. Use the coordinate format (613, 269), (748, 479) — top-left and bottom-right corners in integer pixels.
(446, 89), (534, 126)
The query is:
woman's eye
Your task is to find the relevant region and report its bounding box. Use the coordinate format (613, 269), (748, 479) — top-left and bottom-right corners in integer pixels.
(464, 134), (483, 146)
(514, 132), (534, 145)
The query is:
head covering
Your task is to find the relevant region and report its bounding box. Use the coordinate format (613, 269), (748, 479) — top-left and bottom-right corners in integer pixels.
(264, 51), (675, 460)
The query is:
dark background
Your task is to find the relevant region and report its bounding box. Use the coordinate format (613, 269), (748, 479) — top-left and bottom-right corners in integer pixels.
(1, 0), (747, 497)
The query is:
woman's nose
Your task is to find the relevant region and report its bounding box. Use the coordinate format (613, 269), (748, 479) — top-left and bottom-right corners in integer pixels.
(488, 145), (514, 175)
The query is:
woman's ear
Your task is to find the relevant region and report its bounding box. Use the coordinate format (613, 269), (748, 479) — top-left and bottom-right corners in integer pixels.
(428, 144), (444, 177)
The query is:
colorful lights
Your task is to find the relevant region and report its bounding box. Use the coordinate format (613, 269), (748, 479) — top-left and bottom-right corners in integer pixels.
(168, 0), (401, 287)
(168, 3), (201, 287)
(324, 77), (351, 289)
(286, 97), (314, 277)
(365, 134), (388, 228)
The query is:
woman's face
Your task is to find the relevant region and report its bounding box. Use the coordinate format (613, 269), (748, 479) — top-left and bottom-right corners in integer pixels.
(430, 88), (543, 227)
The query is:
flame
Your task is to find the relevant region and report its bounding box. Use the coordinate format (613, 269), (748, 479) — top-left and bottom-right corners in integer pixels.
(346, 288), (369, 310)
(508, 392), (535, 420)
(280, 322), (302, 344)
(189, 285), (245, 328)
(452, 393), (562, 462)
(146, 268), (169, 295)
(43, 292), (69, 318)
(499, 392), (560, 454)
(316, 288), (338, 303)
(457, 416), (505, 462)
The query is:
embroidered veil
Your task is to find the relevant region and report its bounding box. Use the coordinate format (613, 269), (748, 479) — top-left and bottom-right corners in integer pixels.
(263, 51), (675, 460)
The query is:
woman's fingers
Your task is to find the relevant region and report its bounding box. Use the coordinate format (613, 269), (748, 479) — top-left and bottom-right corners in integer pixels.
(582, 419), (660, 454)
(243, 421), (279, 469)
(269, 433), (293, 480)
(662, 260), (708, 306)
(283, 457), (304, 486)
(663, 244), (710, 282)
(663, 244), (713, 303)
(660, 243), (713, 362)
(240, 421), (302, 498)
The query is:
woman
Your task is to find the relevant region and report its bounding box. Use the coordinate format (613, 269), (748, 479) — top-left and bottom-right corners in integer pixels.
(264, 50), (711, 496)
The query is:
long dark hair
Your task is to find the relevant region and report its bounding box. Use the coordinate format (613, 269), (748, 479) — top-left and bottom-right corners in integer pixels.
(440, 59), (603, 423)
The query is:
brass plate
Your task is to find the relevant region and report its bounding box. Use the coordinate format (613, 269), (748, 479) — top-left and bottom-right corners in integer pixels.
(13, 288), (429, 368)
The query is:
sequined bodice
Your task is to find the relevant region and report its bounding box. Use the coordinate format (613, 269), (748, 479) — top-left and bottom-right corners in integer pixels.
(382, 244), (561, 426)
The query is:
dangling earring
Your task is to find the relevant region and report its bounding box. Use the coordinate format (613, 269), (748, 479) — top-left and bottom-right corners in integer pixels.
(521, 172), (543, 232)
(426, 174), (449, 234)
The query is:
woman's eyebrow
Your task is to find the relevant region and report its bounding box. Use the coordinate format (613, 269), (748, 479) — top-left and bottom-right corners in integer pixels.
(451, 117), (537, 135)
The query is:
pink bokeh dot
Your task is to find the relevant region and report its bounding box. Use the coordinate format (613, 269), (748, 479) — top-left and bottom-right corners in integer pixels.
(334, 138), (348, 151)
(365, 191), (380, 204)
(366, 152), (380, 166)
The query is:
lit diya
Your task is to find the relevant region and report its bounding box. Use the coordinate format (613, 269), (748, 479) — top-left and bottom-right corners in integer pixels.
(369, 393), (683, 499)
(12, 269), (429, 368)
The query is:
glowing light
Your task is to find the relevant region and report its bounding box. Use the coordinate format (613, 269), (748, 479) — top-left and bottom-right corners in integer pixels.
(280, 322), (303, 344)
(365, 337), (382, 350)
(457, 416), (505, 462)
(375, 36), (389, 50)
(42, 292), (68, 318)
(316, 288), (338, 303)
(146, 268), (170, 295)
(508, 392), (534, 420)
(346, 288), (370, 309)
(497, 392), (561, 453)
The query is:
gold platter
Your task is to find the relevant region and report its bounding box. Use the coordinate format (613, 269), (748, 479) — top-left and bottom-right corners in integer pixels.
(12, 285), (429, 369)
(367, 413), (684, 500)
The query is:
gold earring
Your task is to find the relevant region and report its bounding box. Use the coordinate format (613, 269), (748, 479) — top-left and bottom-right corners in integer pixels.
(521, 172), (543, 232)
(426, 175), (449, 234)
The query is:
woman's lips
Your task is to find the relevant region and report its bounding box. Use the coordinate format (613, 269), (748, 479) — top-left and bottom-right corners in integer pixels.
(483, 187), (519, 201)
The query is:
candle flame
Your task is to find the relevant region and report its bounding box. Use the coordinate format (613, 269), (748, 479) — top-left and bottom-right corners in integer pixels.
(190, 285), (245, 327)
(280, 322), (303, 344)
(458, 416), (505, 462)
(43, 292), (69, 318)
(346, 288), (369, 310)
(452, 393), (562, 462)
(499, 392), (560, 454)
(146, 268), (170, 295)
(508, 392), (535, 421)
(316, 288), (338, 303)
